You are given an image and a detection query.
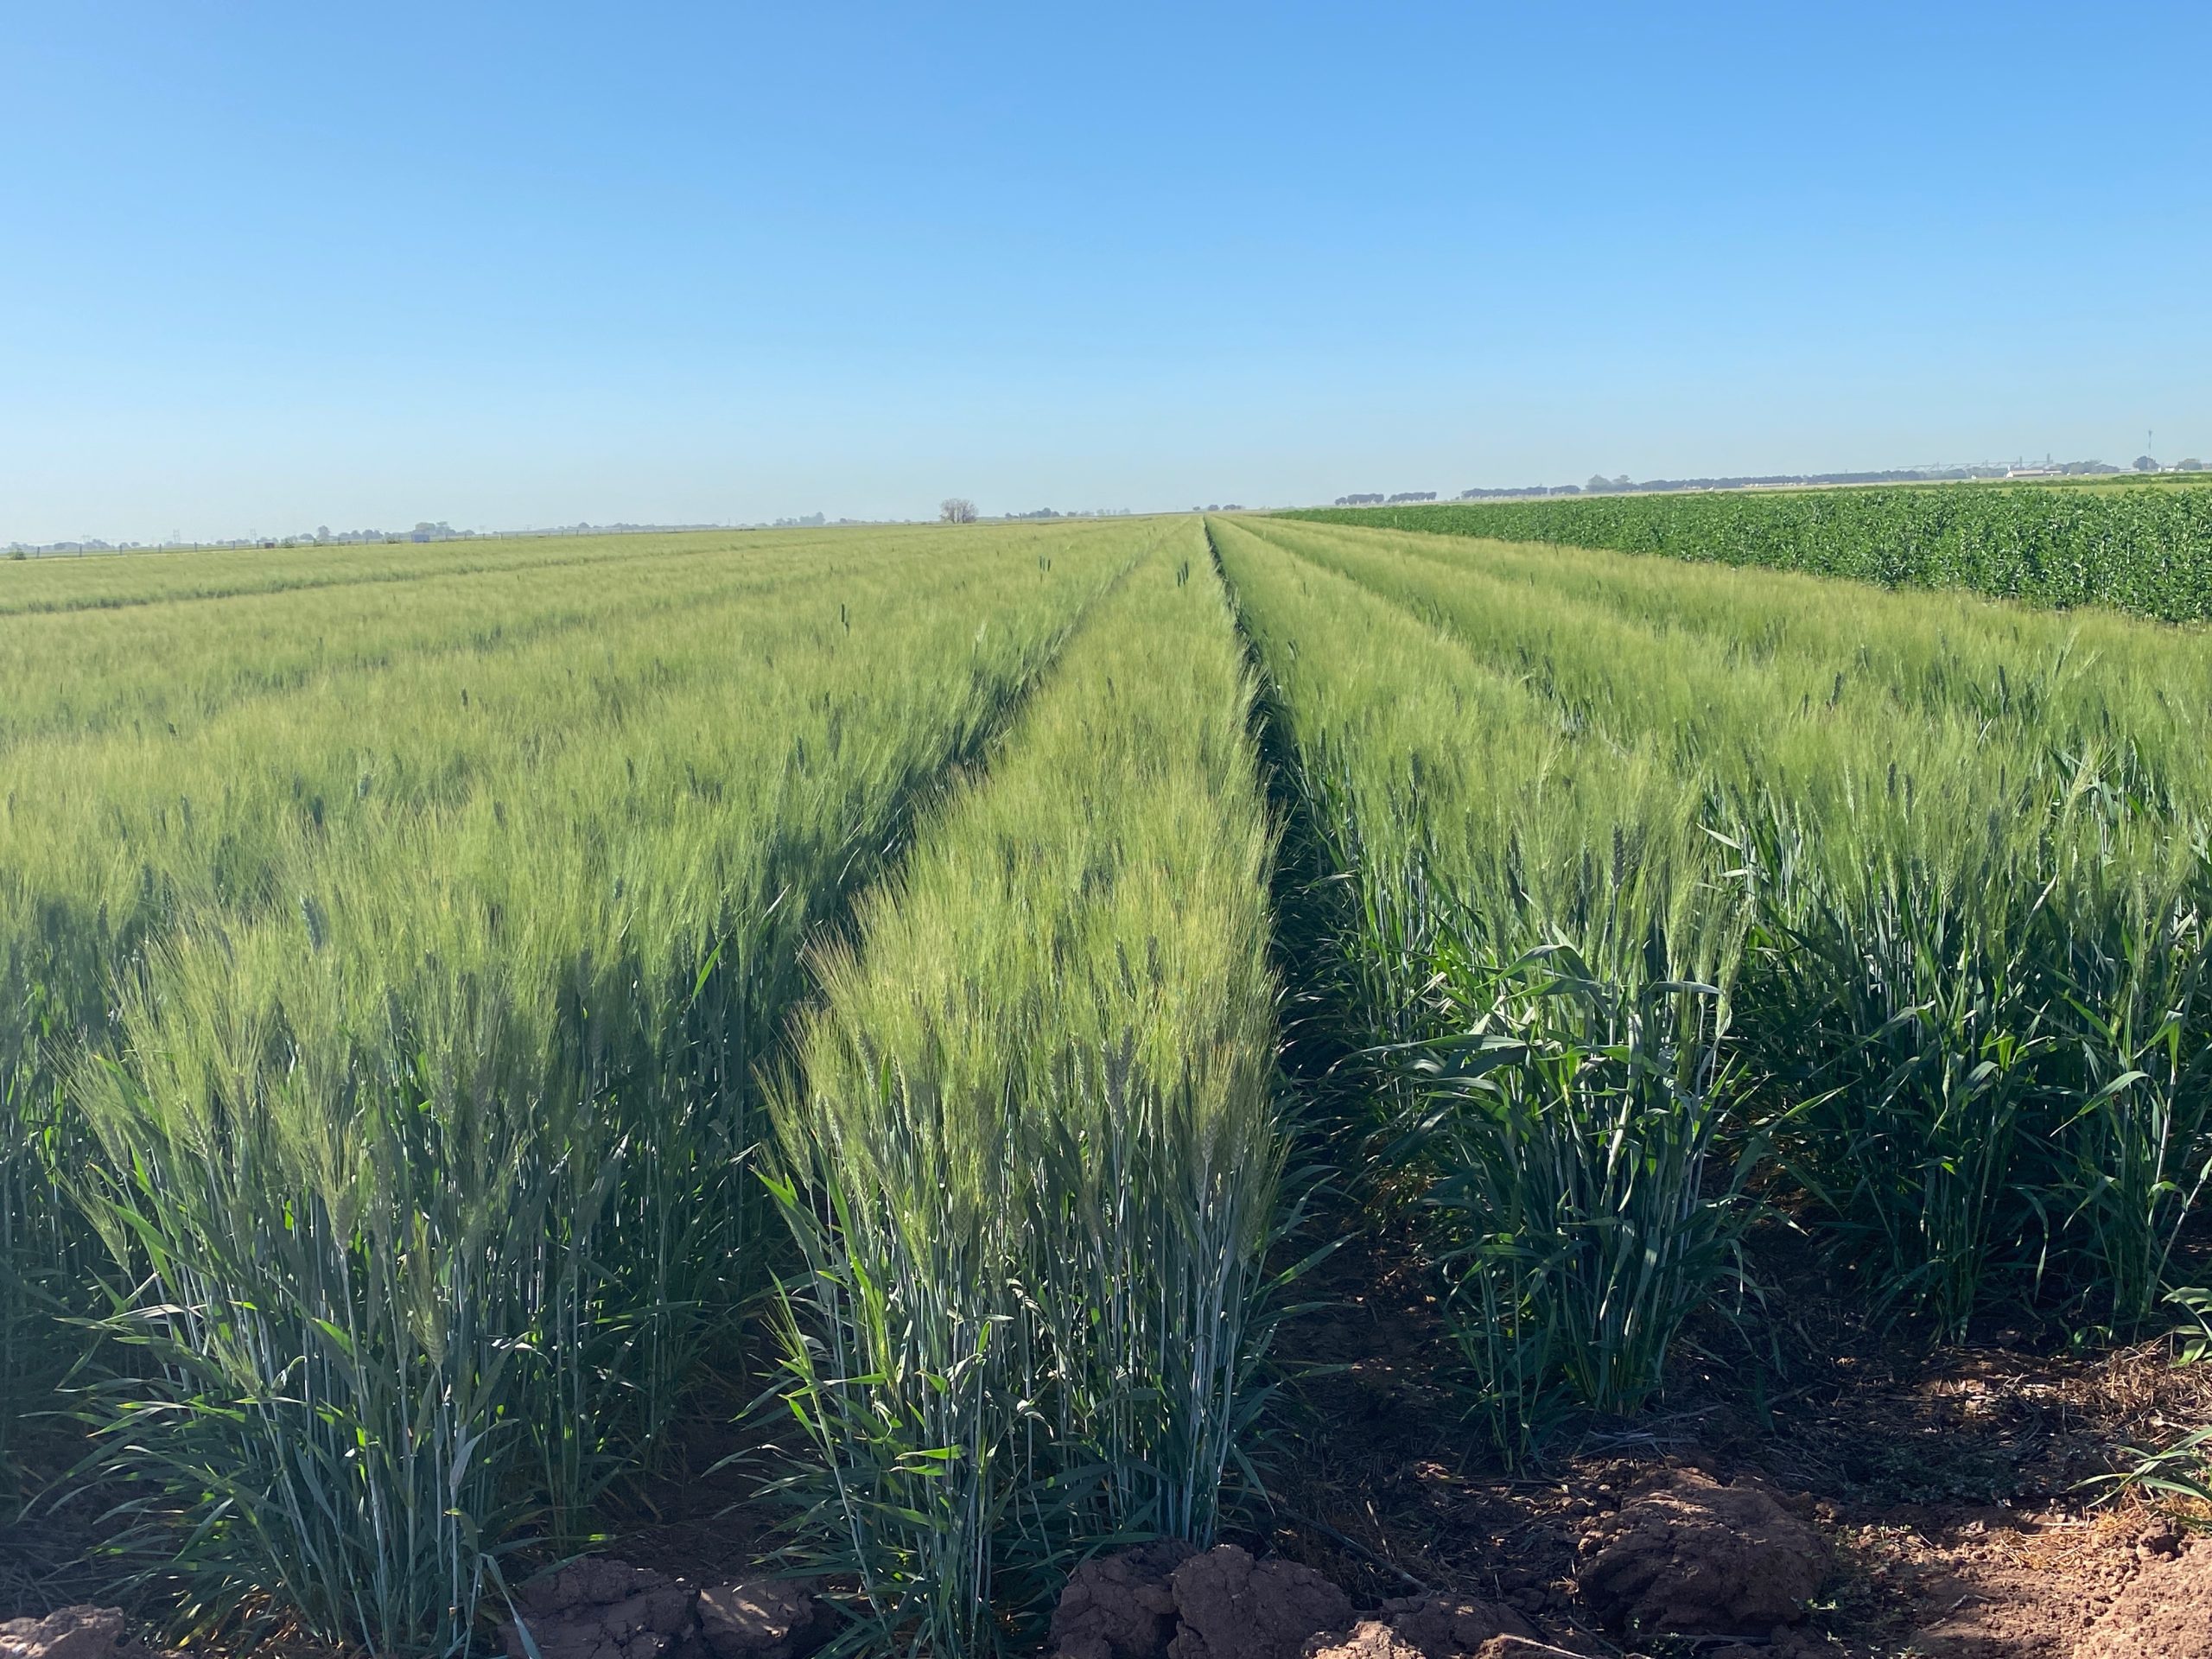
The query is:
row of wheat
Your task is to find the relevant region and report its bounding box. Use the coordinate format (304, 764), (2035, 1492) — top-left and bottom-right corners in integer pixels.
(1215, 512), (2212, 1460)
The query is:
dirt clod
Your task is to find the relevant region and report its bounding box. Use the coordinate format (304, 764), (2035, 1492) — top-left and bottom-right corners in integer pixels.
(2075, 1538), (2212, 1659)
(1300, 1622), (1421, 1659)
(1372, 1592), (1534, 1656)
(2133, 1517), (2184, 1561)
(1167, 1547), (1355, 1659)
(503, 1560), (696, 1659)
(499, 1558), (817, 1659)
(693, 1580), (819, 1659)
(1051, 1541), (1198, 1659)
(0, 1607), (168, 1659)
(0, 1608), (129, 1659)
(1573, 1469), (1825, 1635)
(1706, 1634), (1827, 1659)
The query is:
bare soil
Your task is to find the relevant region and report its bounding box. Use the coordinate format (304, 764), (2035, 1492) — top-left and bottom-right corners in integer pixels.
(1232, 1203), (2212, 1657)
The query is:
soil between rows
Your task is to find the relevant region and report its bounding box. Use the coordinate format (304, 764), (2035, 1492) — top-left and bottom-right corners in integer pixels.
(1230, 1198), (2212, 1657)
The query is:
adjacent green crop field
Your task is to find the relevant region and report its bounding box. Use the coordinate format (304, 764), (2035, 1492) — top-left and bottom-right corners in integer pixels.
(1282, 479), (2212, 621)
(7, 512), (2212, 1656)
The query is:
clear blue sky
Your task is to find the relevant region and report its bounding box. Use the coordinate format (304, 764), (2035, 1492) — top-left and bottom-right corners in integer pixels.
(4, 2), (2207, 542)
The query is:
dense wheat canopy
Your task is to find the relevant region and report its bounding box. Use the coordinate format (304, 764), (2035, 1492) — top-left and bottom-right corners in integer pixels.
(1216, 508), (2212, 1453)
(10, 495), (2212, 1655)
(771, 522), (1282, 1654)
(0, 521), (1141, 1653)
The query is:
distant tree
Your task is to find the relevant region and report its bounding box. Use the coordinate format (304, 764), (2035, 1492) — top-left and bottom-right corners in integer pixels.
(1588, 474), (1617, 493)
(940, 498), (978, 524)
(2178, 458), (2205, 472)
(2134, 456), (2162, 473)
(315, 524), (331, 541)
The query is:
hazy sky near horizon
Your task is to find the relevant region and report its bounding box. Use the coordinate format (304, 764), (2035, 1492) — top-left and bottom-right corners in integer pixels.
(4, 2), (2208, 543)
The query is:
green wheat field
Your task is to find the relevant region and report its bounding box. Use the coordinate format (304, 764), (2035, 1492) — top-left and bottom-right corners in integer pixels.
(6, 491), (2212, 1655)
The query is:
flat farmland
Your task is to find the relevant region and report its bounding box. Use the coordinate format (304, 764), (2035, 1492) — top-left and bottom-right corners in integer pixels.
(6, 504), (2212, 1658)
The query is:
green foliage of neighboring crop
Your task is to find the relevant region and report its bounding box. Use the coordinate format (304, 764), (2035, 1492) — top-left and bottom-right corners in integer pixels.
(0, 521), (1141, 1655)
(770, 525), (1285, 1657)
(1281, 480), (2212, 621)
